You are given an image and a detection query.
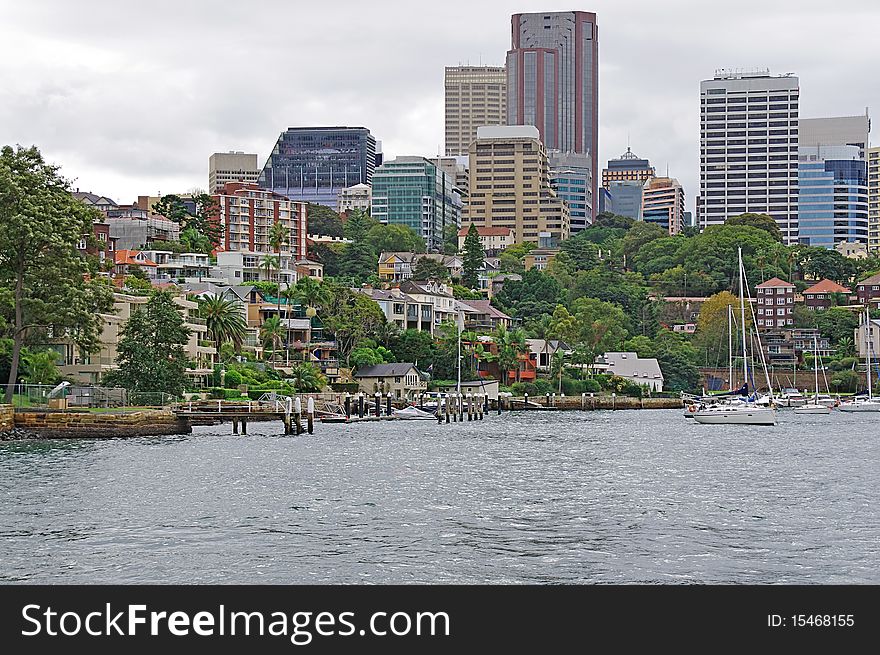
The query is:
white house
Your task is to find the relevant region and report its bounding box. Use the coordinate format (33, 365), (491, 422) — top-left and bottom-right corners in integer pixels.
(594, 351), (664, 392)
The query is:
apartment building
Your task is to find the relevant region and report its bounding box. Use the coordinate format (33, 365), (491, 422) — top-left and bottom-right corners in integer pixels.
(755, 277), (795, 328)
(641, 177), (686, 235)
(445, 66), (507, 156)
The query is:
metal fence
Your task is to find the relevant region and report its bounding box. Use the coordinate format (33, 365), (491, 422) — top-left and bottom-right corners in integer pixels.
(8, 384), (175, 409)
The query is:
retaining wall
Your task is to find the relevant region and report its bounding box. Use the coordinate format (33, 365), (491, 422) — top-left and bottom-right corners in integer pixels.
(13, 409), (191, 439)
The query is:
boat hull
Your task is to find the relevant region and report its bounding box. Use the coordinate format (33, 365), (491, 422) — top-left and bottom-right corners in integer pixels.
(692, 408), (777, 425)
(838, 402), (880, 413)
(793, 404), (831, 415)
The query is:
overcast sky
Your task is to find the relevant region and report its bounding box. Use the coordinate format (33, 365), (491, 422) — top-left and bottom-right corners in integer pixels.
(2, 0), (877, 213)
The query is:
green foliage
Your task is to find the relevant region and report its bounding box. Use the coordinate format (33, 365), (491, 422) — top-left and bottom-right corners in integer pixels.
(103, 291), (191, 397)
(199, 294), (247, 351)
(124, 275), (154, 294)
(259, 315), (284, 361)
(559, 232), (602, 270)
(411, 256), (450, 281)
(151, 193), (221, 250)
(724, 213), (783, 243)
(365, 223), (426, 255)
(830, 369), (860, 393)
(384, 329), (435, 369)
(492, 268), (564, 319)
(452, 285), (483, 300)
(593, 212), (636, 230)
(342, 209), (379, 242)
(797, 246), (856, 284)
(0, 145), (115, 401)
(693, 291), (752, 367)
(287, 361), (326, 393)
(461, 223), (484, 290)
(223, 369), (243, 388)
(179, 227), (212, 254)
(813, 308), (859, 347)
(307, 204), (344, 237)
(21, 349), (61, 385)
(321, 284), (386, 365)
(622, 222), (667, 264)
(350, 346), (394, 369)
(442, 223), (460, 255)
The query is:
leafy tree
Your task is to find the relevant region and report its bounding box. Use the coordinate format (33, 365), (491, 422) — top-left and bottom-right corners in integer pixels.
(0, 145), (115, 402)
(287, 361), (326, 393)
(593, 212), (635, 230)
(452, 285), (483, 300)
(350, 346), (394, 369)
(151, 193), (221, 250)
(385, 329), (435, 369)
(306, 204), (344, 237)
(308, 242), (346, 278)
(179, 227), (212, 254)
(104, 291), (191, 397)
(797, 246), (856, 284)
(494, 324), (528, 383)
(343, 209), (379, 242)
(559, 232), (602, 271)
(199, 294), (248, 352)
(321, 285), (386, 365)
(692, 291), (752, 367)
(365, 224), (426, 254)
(461, 223), (484, 290)
(830, 369), (859, 393)
(622, 222), (667, 267)
(289, 276), (331, 311)
(21, 349), (61, 385)
(814, 308), (859, 347)
(411, 256), (450, 281)
(259, 315), (284, 362)
(566, 297), (630, 366)
(499, 251), (524, 274)
(492, 268), (564, 319)
(337, 241), (377, 281)
(442, 222), (460, 255)
(725, 213), (782, 243)
(650, 329), (701, 392)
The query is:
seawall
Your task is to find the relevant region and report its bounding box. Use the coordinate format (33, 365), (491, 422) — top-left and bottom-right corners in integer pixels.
(9, 409), (191, 439)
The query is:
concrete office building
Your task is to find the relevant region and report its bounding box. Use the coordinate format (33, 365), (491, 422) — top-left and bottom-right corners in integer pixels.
(371, 157), (462, 252)
(507, 11), (598, 221)
(799, 114), (870, 158)
(869, 146), (880, 252)
(445, 66), (507, 156)
(798, 145), (869, 248)
(602, 147), (654, 188)
(336, 183), (372, 214)
(549, 150), (593, 231)
(465, 125), (570, 246)
(642, 177), (686, 235)
(258, 127), (377, 208)
(208, 152), (260, 193)
(698, 69), (800, 244)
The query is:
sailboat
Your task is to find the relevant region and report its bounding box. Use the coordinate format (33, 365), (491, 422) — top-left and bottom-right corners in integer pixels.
(693, 248), (777, 426)
(838, 307), (880, 413)
(794, 334), (831, 415)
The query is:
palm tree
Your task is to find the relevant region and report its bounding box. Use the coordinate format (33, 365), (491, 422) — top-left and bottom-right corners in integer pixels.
(259, 315), (284, 364)
(268, 221), (290, 344)
(288, 361), (326, 393)
(199, 294), (248, 352)
(293, 276), (331, 310)
(494, 324), (528, 384)
(260, 253), (279, 286)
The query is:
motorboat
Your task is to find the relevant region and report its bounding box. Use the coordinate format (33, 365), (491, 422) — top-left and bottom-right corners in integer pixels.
(777, 388), (806, 408)
(392, 406), (437, 420)
(794, 402), (831, 415)
(692, 403), (777, 425)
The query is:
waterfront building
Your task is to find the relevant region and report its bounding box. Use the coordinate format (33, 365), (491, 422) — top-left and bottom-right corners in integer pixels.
(113, 249), (157, 277)
(868, 146), (880, 252)
(855, 272), (880, 307)
(526, 339), (573, 373)
(549, 150), (593, 231)
(257, 127), (377, 207)
(641, 177), (685, 235)
(377, 251), (463, 283)
(802, 279), (852, 311)
(213, 250), (301, 286)
(139, 250), (212, 284)
(456, 299), (512, 332)
(698, 69), (800, 244)
(354, 363), (427, 399)
(456, 225), (513, 256)
(602, 147), (654, 188)
(371, 157), (462, 252)
(799, 114), (870, 159)
(798, 145), (869, 248)
(358, 287), (432, 333)
(507, 10), (599, 220)
(755, 277), (795, 329)
(211, 182), (307, 260)
(855, 318), (880, 357)
(398, 279), (458, 328)
(336, 183), (371, 214)
(593, 352), (664, 392)
(466, 125), (570, 246)
(208, 152), (260, 193)
(445, 66), (507, 156)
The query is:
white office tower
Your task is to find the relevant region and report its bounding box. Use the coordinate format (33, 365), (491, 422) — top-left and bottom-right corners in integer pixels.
(698, 69), (800, 244)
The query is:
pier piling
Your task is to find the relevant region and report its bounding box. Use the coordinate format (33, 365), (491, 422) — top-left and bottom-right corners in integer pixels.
(307, 396), (315, 434)
(232, 418), (239, 435)
(344, 394), (351, 419)
(358, 393), (365, 419)
(386, 393), (392, 417)
(445, 394), (450, 423)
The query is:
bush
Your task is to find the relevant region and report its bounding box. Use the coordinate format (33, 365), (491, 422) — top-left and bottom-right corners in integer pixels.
(223, 369), (243, 388)
(829, 357), (858, 372)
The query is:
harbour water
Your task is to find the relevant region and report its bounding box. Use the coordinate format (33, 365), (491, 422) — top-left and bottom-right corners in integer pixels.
(1, 410), (877, 584)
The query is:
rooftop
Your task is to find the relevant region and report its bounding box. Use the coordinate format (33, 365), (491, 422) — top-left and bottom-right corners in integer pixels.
(803, 279), (852, 294)
(756, 277), (794, 289)
(354, 363), (420, 378)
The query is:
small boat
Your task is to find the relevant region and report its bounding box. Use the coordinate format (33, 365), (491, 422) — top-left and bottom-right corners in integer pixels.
(777, 388), (806, 408)
(392, 406), (437, 420)
(793, 403), (831, 415)
(692, 403), (777, 425)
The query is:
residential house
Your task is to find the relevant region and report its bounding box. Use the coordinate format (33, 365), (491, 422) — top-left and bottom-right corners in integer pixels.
(77, 221), (117, 269)
(755, 278), (795, 329)
(456, 300), (511, 332)
(835, 241), (868, 259)
(855, 273), (880, 308)
(525, 339), (573, 373)
(141, 250), (212, 284)
(114, 250), (158, 277)
(457, 226), (514, 256)
(398, 280), (458, 329)
(434, 378), (500, 402)
(489, 273), (521, 299)
(354, 363), (427, 399)
(466, 336), (537, 384)
(593, 352), (664, 392)
(213, 250), (300, 286)
(802, 279), (852, 310)
(524, 248), (558, 271)
(855, 318), (880, 358)
(358, 287), (432, 333)
(378, 252), (463, 283)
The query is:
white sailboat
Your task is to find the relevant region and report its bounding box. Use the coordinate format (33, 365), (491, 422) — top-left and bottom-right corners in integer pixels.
(838, 307), (880, 413)
(794, 334), (831, 415)
(693, 247), (777, 426)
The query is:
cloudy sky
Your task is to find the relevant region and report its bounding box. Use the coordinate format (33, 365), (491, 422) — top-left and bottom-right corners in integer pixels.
(2, 0), (877, 213)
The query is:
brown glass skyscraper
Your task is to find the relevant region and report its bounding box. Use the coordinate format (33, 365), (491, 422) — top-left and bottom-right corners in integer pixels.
(506, 11), (598, 221)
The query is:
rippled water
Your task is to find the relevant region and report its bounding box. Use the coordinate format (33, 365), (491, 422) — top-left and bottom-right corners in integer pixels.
(1, 409), (878, 584)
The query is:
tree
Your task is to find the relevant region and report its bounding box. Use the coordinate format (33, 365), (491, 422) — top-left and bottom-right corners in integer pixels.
(797, 246), (856, 284)
(461, 223), (484, 290)
(385, 329), (435, 369)
(350, 346), (394, 369)
(338, 241), (377, 281)
(491, 268), (564, 319)
(725, 213), (783, 243)
(287, 361), (326, 393)
(0, 145), (115, 402)
(306, 204), (344, 237)
(692, 291), (753, 367)
(151, 193), (221, 250)
(259, 315), (284, 363)
(365, 224), (426, 255)
(321, 285), (386, 366)
(559, 232), (602, 271)
(290, 276), (331, 311)
(411, 256), (451, 281)
(104, 291), (191, 397)
(814, 308), (859, 347)
(443, 223), (460, 255)
(567, 297), (630, 366)
(199, 294), (248, 352)
(593, 212), (635, 230)
(21, 349), (61, 385)
(342, 208), (379, 242)
(269, 221), (289, 321)
(494, 324), (528, 384)
(622, 222), (667, 267)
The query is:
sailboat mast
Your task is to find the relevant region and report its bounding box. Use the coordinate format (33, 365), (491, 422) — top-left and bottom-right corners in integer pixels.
(738, 247), (748, 390)
(728, 303), (734, 391)
(867, 308), (873, 400)
(813, 334), (819, 400)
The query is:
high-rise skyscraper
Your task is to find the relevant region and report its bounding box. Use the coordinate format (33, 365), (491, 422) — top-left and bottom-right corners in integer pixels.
(697, 69), (800, 244)
(549, 151), (592, 232)
(642, 177), (686, 235)
(602, 147), (654, 188)
(257, 127), (377, 208)
(209, 152), (260, 193)
(868, 147), (880, 252)
(445, 66), (507, 156)
(799, 114), (870, 158)
(506, 11), (598, 220)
